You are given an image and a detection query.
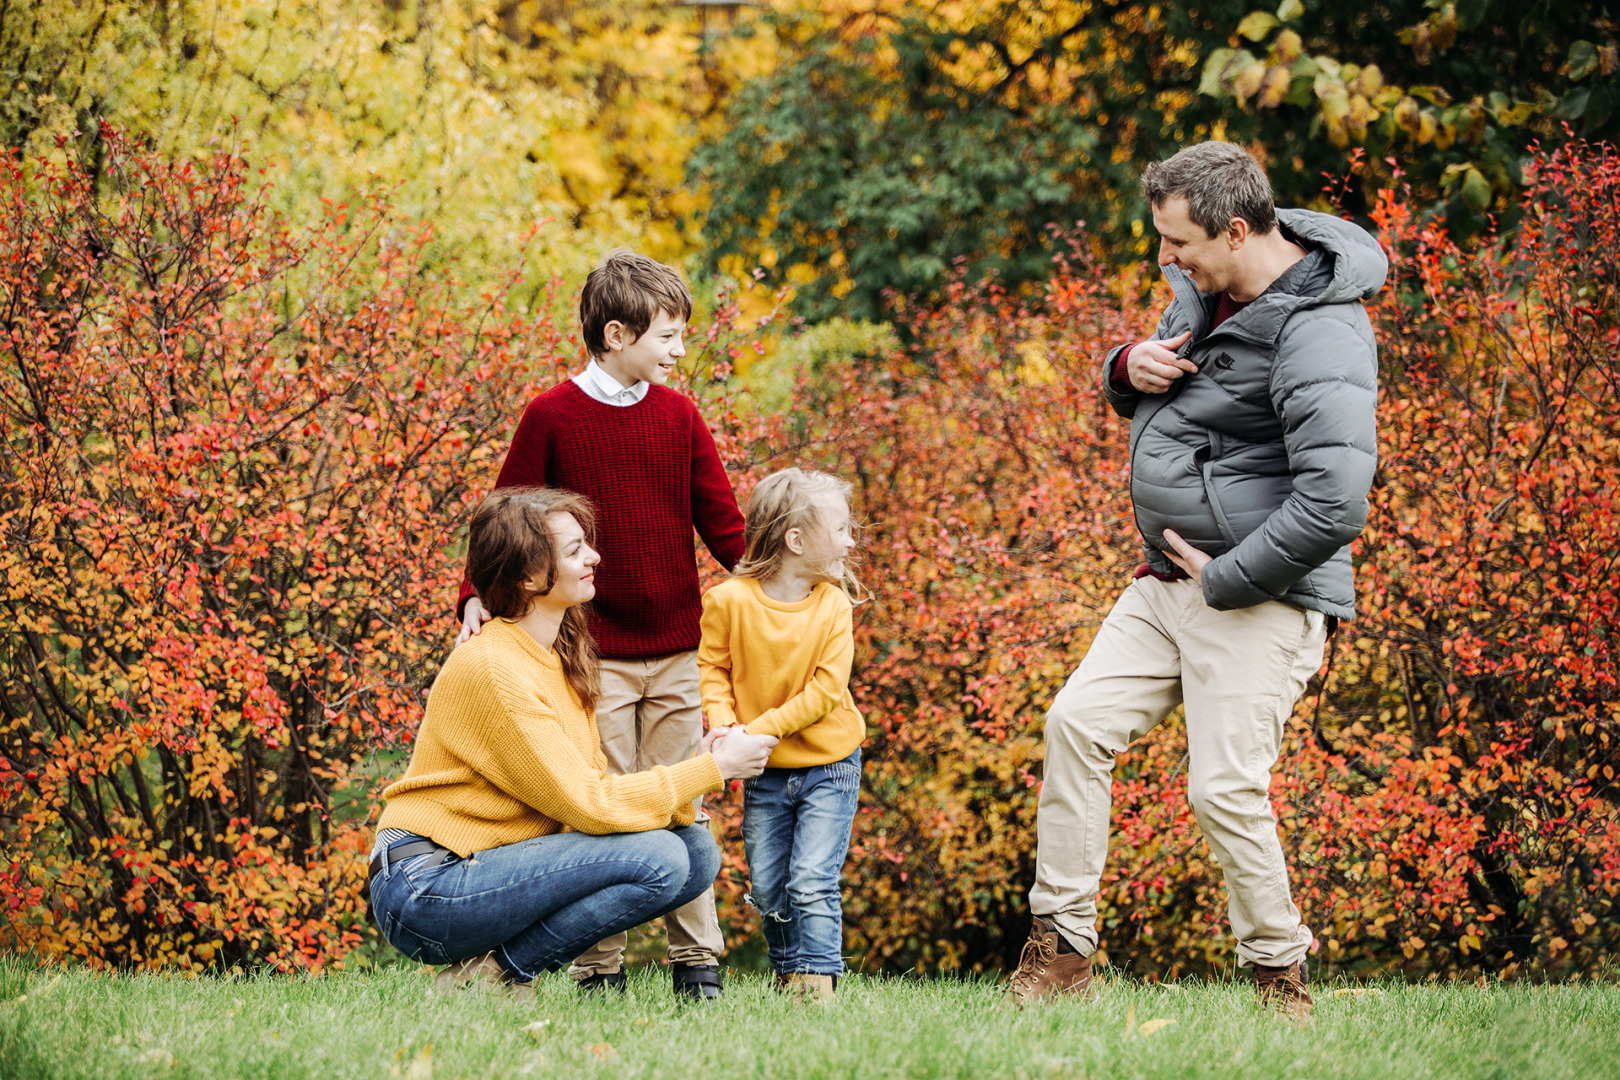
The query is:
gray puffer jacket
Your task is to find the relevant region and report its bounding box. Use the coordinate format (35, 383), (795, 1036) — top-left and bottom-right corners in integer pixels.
(1103, 209), (1386, 620)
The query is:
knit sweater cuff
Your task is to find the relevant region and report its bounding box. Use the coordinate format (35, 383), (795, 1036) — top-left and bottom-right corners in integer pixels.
(669, 753), (725, 803)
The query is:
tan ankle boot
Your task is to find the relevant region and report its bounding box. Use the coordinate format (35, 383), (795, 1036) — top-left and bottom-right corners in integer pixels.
(783, 973), (836, 1002)
(1255, 961), (1313, 1024)
(1006, 916), (1094, 1006)
(435, 952), (533, 997)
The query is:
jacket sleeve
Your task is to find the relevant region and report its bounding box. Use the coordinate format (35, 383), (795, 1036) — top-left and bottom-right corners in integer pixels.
(697, 588), (741, 730)
(449, 653), (722, 835)
(456, 397), (555, 619)
(743, 597), (854, 740)
(688, 408), (746, 571)
(1200, 306), (1378, 609)
(1101, 310), (1175, 419)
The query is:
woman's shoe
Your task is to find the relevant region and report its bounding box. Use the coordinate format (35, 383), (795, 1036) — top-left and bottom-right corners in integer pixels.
(435, 952), (533, 996)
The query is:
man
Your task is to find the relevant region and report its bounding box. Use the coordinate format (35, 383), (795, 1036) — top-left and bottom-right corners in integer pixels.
(1009, 142), (1386, 1021)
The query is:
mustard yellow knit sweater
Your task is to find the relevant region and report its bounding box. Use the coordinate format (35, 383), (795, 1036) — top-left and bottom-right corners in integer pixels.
(378, 619), (723, 857)
(698, 576), (864, 768)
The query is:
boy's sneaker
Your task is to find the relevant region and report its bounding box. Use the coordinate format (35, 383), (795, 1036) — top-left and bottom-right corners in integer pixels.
(672, 963), (723, 1000)
(577, 970), (628, 995)
(1255, 960), (1313, 1023)
(1006, 916), (1093, 1005)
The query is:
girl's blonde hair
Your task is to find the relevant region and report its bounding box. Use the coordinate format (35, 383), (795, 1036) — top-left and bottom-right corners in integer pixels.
(734, 467), (866, 601)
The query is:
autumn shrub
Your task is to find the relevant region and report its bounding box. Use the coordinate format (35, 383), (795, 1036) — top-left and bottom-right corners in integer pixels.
(0, 127), (549, 969)
(5, 126), (1615, 982)
(735, 145), (1620, 978)
(0, 128), (775, 971)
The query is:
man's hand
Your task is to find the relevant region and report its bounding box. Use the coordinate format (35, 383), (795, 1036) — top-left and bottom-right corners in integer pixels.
(1162, 528), (1213, 584)
(1126, 330), (1196, 394)
(710, 729), (779, 780)
(701, 726), (731, 754)
(457, 596), (492, 645)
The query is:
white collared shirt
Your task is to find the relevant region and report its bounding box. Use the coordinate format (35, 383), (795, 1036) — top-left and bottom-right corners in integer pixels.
(571, 359), (648, 407)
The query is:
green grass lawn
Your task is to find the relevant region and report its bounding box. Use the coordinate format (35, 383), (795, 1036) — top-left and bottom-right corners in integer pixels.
(2, 958), (1616, 1080)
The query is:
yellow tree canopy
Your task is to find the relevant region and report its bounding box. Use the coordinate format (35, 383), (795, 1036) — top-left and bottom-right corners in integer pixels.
(3, 0), (785, 283)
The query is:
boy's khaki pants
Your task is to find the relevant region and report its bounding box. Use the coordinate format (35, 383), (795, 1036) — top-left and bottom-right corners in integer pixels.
(569, 650), (724, 979)
(1030, 575), (1327, 969)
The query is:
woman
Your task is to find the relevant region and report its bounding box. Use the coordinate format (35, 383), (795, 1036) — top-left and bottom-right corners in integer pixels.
(369, 487), (777, 990)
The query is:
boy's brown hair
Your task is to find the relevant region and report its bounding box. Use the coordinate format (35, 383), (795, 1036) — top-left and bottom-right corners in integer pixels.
(579, 248), (693, 357)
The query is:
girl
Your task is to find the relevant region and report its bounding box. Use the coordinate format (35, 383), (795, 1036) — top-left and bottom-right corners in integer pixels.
(697, 467), (866, 1001)
(370, 487), (776, 992)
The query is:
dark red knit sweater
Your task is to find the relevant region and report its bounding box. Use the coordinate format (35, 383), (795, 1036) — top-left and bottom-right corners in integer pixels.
(457, 381), (745, 659)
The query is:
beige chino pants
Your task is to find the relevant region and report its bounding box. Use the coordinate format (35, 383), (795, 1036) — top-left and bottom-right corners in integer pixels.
(569, 650), (724, 978)
(1030, 575), (1326, 969)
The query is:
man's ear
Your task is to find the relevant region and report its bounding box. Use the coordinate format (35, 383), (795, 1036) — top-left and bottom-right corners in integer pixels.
(601, 320), (626, 352)
(784, 526), (805, 556)
(1226, 216), (1251, 249)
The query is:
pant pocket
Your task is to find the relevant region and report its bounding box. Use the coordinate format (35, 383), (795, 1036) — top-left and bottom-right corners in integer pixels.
(381, 910), (453, 966)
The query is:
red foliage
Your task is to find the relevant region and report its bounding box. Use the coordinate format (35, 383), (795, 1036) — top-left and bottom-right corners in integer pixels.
(0, 128), (768, 970)
(725, 146), (1620, 977)
(5, 127), (1615, 979)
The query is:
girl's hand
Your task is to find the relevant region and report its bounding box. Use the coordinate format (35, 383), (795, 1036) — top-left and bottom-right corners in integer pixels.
(711, 730), (779, 780)
(701, 727), (731, 754)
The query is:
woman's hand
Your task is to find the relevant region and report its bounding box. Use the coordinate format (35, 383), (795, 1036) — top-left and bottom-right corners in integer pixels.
(710, 729), (778, 780)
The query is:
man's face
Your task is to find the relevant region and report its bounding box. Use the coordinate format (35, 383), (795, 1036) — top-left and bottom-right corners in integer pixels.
(1152, 196), (1238, 295)
(601, 308), (686, 387)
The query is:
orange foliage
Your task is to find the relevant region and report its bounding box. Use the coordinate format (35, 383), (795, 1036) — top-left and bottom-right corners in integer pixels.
(5, 127), (1616, 980)
(0, 127), (770, 971)
(709, 147), (1620, 978)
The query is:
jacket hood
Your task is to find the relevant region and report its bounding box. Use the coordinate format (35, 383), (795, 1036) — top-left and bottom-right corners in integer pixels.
(1161, 208), (1388, 349)
(1275, 208), (1388, 304)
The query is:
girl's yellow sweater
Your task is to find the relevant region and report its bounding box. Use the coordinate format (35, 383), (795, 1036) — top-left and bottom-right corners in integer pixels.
(698, 576), (865, 768)
(378, 619), (723, 857)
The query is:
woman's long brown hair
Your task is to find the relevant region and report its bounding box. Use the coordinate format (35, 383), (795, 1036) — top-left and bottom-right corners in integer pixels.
(464, 487), (601, 713)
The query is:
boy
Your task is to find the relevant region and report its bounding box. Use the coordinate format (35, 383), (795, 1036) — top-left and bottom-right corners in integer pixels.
(457, 249), (746, 1000)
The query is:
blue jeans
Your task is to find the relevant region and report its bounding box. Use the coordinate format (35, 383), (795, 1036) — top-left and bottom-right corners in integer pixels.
(369, 825), (720, 981)
(742, 749), (861, 976)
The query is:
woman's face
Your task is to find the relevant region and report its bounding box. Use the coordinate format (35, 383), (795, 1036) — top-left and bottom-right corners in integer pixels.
(530, 511), (599, 610)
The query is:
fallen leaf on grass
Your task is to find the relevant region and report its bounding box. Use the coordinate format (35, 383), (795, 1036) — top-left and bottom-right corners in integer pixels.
(392, 1044), (433, 1079)
(136, 1048), (176, 1068)
(588, 1042), (617, 1061)
(12, 975), (62, 1004)
(1331, 988), (1385, 999)
(1137, 1018), (1177, 1037)
(521, 1020), (551, 1040)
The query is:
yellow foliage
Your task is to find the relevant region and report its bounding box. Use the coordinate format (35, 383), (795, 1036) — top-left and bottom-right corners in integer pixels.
(3, 0), (795, 281)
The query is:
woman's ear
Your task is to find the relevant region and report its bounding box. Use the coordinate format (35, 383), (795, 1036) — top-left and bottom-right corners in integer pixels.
(784, 526), (805, 556)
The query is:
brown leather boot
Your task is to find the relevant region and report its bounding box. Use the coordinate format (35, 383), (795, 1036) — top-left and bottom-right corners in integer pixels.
(435, 952), (533, 997)
(783, 973), (836, 1002)
(1006, 916), (1093, 1005)
(1255, 960), (1313, 1023)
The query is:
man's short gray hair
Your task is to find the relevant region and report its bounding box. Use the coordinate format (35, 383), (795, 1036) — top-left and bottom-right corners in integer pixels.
(1141, 142), (1278, 238)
